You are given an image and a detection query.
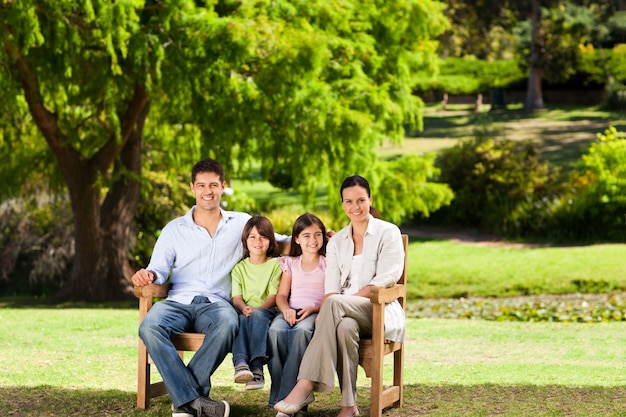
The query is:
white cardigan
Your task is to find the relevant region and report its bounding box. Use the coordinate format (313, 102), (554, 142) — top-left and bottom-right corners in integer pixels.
(325, 215), (406, 342)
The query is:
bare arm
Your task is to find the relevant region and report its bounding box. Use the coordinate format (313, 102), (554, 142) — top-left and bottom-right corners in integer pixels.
(233, 295), (248, 317)
(259, 294), (277, 310)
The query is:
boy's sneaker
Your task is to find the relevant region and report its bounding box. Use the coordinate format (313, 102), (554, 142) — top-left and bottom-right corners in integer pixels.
(189, 397), (230, 417)
(245, 368), (265, 390)
(234, 363), (253, 383)
(172, 404), (194, 417)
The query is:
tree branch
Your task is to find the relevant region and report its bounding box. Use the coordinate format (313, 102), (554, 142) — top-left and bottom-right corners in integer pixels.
(2, 32), (74, 159)
(93, 82), (149, 173)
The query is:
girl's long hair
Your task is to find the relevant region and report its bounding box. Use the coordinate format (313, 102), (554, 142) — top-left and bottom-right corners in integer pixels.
(289, 213), (327, 256)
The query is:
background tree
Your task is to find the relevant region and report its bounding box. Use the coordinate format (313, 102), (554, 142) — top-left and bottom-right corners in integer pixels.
(437, 1), (623, 110)
(0, 0), (449, 301)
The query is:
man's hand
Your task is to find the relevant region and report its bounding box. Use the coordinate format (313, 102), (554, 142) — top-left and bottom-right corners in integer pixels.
(131, 269), (155, 287)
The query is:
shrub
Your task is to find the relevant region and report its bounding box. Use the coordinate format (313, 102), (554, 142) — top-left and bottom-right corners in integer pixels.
(0, 199), (73, 296)
(551, 127), (626, 241)
(412, 57), (525, 96)
(131, 171), (192, 268)
(264, 206), (339, 237)
(376, 154), (454, 225)
(434, 135), (558, 236)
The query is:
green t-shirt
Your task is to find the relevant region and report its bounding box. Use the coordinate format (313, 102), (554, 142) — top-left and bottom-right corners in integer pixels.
(231, 257), (282, 308)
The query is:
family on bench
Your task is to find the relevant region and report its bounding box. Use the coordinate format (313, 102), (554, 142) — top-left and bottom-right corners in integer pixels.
(132, 158), (407, 417)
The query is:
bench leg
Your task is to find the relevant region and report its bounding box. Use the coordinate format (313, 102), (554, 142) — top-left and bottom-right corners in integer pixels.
(137, 338), (150, 409)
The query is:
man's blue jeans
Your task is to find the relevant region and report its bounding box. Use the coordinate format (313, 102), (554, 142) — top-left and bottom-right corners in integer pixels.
(138, 297), (238, 408)
(267, 313), (317, 407)
(232, 307), (277, 366)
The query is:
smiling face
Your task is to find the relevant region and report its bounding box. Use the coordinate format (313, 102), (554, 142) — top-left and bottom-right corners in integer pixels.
(190, 171), (225, 213)
(246, 226), (270, 257)
(341, 184), (372, 224)
(295, 224), (324, 255)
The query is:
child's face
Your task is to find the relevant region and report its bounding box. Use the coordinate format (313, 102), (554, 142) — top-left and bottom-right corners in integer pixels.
(246, 226), (270, 257)
(295, 225), (323, 255)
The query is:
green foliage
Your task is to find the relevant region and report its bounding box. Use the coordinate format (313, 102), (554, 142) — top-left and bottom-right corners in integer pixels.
(421, 118), (626, 242)
(375, 154), (454, 224)
(322, 153), (454, 225)
(131, 171), (191, 269)
(145, 0), (450, 206)
(1, 0), (451, 300)
(0, 200), (73, 296)
(408, 293), (626, 322)
(607, 44), (626, 82)
(412, 57), (525, 95)
(513, 1), (596, 85)
(434, 133), (556, 235)
(263, 206), (339, 237)
(579, 44), (626, 87)
(550, 126), (626, 241)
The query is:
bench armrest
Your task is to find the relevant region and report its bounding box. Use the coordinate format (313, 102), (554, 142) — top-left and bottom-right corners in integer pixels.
(369, 284), (405, 305)
(133, 283), (171, 299)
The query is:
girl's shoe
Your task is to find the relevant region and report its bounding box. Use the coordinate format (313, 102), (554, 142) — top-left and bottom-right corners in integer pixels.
(233, 363), (253, 383)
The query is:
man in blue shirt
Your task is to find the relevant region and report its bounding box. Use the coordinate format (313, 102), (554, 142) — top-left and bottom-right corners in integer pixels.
(131, 158), (264, 417)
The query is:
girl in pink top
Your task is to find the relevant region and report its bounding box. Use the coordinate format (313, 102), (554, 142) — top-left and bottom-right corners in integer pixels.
(267, 213), (327, 414)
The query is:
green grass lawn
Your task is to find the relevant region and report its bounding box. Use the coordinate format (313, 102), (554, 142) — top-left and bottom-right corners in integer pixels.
(0, 306), (624, 416)
(3, 105), (626, 416)
(404, 238), (626, 299)
(381, 104), (626, 169)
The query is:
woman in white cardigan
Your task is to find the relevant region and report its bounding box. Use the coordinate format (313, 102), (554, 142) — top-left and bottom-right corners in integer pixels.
(274, 175), (405, 417)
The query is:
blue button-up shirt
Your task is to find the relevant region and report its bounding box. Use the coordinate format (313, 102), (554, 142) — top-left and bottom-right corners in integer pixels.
(147, 207), (252, 304)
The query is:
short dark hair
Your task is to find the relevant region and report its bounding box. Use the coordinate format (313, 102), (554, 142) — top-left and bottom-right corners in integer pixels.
(289, 213), (327, 256)
(241, 216), (280, 258)
(191, 158), (225, 184)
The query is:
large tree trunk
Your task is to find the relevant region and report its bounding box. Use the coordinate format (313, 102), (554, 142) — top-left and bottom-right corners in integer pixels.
(97, 103), (149, 301)
(53, 100), (149, 302)
(525, 66), (544, 111)
(525, 0), (545, 111)
(8, 37), (151, 301)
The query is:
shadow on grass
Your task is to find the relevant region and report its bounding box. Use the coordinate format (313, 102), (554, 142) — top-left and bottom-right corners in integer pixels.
(1, 384), (624, 417)
(0, 297), (138, 309)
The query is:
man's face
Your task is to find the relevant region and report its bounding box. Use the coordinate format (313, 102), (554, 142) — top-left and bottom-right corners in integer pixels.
(190, 171), (225, 212)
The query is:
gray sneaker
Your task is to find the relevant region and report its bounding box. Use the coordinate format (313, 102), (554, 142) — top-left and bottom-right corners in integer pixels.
(189, 397), (230, 417)
(234, 363), (253, 383)
(172, 403), (194, 417)
(245, 368), (265, 390)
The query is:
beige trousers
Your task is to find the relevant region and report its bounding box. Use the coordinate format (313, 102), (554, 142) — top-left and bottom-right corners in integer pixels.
(297, 294), (373, 406)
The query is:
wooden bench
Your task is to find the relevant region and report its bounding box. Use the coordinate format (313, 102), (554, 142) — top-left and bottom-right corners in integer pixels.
(134, 234), (408, 417)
